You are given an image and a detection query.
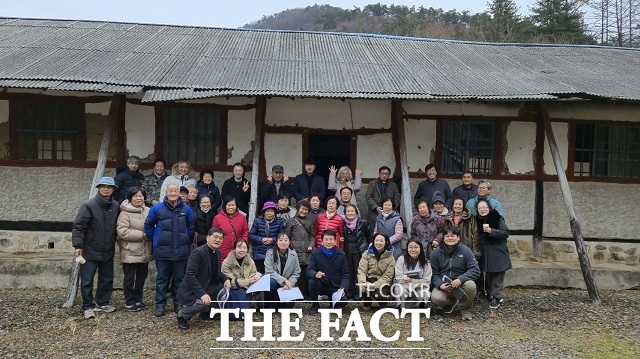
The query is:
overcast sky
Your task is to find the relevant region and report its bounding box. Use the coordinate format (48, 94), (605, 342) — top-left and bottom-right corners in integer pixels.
(1, 1), (537, 29)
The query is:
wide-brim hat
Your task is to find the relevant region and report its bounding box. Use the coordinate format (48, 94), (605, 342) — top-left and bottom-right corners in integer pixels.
(262, 201), (277, 213)
(95, 176), (118, 189)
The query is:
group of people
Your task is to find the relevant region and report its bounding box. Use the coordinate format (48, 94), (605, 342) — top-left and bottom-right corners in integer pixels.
(71, 156), (511, 327)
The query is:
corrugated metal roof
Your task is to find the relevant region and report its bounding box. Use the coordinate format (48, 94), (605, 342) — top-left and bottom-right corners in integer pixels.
(0, 18), (639, 102)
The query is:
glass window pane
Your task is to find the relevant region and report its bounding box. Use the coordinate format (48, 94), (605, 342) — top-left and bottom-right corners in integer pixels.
(162, 106), (223, 165)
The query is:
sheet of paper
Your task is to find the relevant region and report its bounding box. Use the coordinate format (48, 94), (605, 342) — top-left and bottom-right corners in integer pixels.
(331, 289), (344, 308)
(277, 287), (303, 301)
(247, 274), (271, 294)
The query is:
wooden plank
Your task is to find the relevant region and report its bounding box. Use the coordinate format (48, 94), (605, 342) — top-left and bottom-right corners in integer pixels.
(248, 97), (266, 227)
(540, 102), (601, 304)
(393, 101), (413, 229)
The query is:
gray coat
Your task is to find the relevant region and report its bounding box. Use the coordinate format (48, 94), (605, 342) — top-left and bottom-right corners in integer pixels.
(364, 179), (401, 225)
(284, 214), (314, 265)
(264, 248), (301, 286)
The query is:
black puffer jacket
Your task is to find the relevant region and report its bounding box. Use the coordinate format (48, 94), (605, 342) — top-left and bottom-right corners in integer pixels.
(114, 169), (145, 203)
(72, 194), (120, 261)
(194, 208), (215, 246)
(344, 218), (374, 254)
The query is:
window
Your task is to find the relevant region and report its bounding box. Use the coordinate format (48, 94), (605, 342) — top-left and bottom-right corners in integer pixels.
(574, 124), (640, 179)
(162, 106), (223, 165)
(15, 100), (82, 160)
(442, 121), (495, 174)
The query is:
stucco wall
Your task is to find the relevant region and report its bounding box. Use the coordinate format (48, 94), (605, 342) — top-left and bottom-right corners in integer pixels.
(264, 133), (302, 176)
(357, 133), (395, 178)
(505, 121), (536, 175)
(544, 182), (640, 239)
(227, 109), (255, 165)
(266, 98), (391, 129)
(402, 100), (521, 117)
(124, 103), (155, 161)
(404, 118), (436, 173)
(548, 101), (640, 122)
(0, 100), (9, 159)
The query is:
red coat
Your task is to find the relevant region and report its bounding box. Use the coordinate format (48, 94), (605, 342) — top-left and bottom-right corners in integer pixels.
(313, 212), (345, 250)
(211, 211), (249, 262)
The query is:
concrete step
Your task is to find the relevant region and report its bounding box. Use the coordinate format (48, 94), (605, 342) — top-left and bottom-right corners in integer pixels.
(0, 253), (638, 290)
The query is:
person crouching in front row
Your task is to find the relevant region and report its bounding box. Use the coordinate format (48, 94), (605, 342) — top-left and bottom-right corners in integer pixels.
(306, 229), (349, 314)
(176, 228), (231, 330)
(357, 233), (395, 311)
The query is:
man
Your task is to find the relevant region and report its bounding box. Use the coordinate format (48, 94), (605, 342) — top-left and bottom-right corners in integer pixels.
(466, 179), (505, 217)
(336, 187), (358, 217)
(142, 159), (168, 206)
(452, 172), (478, 204)
(364, 166), (401, 225)
(159, 160), (197, 201)
(114, 155), (145, 203)
(293, 157), (326, 202)
(145, 183), (195, 317)
(414, 163), (453, 209)
(430, 226), (480, 321)
(260, 164), (293, 205)
(306, 229), (349, 314)
(176, 228), (231, 330)
(72, 176), (120, 319)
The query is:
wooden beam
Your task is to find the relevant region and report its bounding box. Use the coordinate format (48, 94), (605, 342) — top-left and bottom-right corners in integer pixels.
(88, 95), (123, 198)
(393, 101), (413, 229)
(248, 97), (266, 227)
(540, 102), (601, 304)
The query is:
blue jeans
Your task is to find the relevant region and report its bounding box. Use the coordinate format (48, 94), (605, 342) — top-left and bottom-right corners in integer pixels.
(155, 259), (188, 309)
(80, 258), (114, 311)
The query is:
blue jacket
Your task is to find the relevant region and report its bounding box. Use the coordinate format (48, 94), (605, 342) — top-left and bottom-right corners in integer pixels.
(466, 195), (505, 218)
(306, 247), (350, 290)
(293, 173), (326, 201)
(249, 216), (285, 261)
(144, 196), (194, 261)
(195, 180), (222, 212)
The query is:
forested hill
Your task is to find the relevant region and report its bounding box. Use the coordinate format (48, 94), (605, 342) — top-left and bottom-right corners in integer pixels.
(243, 2), (639, 47)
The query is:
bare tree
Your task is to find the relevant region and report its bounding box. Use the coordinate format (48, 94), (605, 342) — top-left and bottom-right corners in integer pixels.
(588, 0), (640, 46)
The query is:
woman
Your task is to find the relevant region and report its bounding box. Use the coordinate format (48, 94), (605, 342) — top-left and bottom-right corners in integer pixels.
(313, 196), (345, 249)
(116, 187), (152, 311)
(357, 233), (396, 310)
(264, 232), (301, 308)
(275, 193), (296, 226)
(411, 199), (445, 258)
(446, 197), (480, 258)
(476, 200), (511, 310)
(221, 162), (251, 215)
(328, 165), (362, 204)
(284, 199), (314, 297)
(195, 169), (221, 212)
(194, 195), (215, 246)
(221, 238), (259, 320)
(307, 193), (325, 223)
(342, 204), (373, 299)
(394, 238), (432, 308)
(249, 201), (284, 274)
(211, 196), (249, 263)
(374, 198), (404, 260)
(432, 192), (449, 219)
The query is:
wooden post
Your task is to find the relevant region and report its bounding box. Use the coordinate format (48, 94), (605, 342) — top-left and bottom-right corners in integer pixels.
(248, 97), (266, 228)
(540, 102), (600, 304)
(393, 101), (413, 228)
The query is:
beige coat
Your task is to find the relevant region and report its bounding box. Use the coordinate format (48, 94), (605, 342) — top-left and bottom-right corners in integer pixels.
(357, 246), (396, 289)
(221, 252), (257, 289)
(117, 200), (152, 263)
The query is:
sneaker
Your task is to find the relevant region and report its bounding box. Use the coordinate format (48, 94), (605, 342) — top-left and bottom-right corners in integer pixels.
(177, 314), (189, 330)
(136, 302), (147, 310)
(489, 298), (500, 309)
(155, 306), (165, 317)
(318, 295), (328, 301)
(460, 309), (472, 320)
(83, 309), (95, 319)
(94, 304), (116, 313)
(125, 304), (140, 312)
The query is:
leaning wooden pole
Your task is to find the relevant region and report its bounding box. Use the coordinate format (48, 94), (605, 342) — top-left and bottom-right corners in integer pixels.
(63, 95), (122, 308)
(248, 97), (266, 228)
(540, 102), (600, 304)
(393, 101), (413, 227)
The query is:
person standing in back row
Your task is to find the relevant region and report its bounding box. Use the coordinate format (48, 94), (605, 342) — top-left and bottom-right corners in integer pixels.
(293, 157), (326, 202)
(364, 166), (401, 226)
(221, 162), (251, 216)
(414, 163), (453, 209)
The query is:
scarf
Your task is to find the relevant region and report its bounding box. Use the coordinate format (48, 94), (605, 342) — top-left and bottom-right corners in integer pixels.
(381, 211), (391, 219)
(325, 211), (336, 220)
(321, 245), (336, 260)
(201, 207), (210, 214)
(344, 217), (357, 230)
(264, 217), (275, 236)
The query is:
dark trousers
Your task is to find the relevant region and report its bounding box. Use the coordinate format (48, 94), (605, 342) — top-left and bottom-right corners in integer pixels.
(361, 278), (391, 307)
(80, 258), (114, 311)
(155, 259), (188, 309)
(255, 260), (265, 276)
(308, 278), (348, 308)
(345, 251), (361, 296)
(486, 271), (506, 300)
(179, 281), (224, 321)
(297, 265), (309, 297)
(122, 262), (149, 306)
(475, 268), (486, 297)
